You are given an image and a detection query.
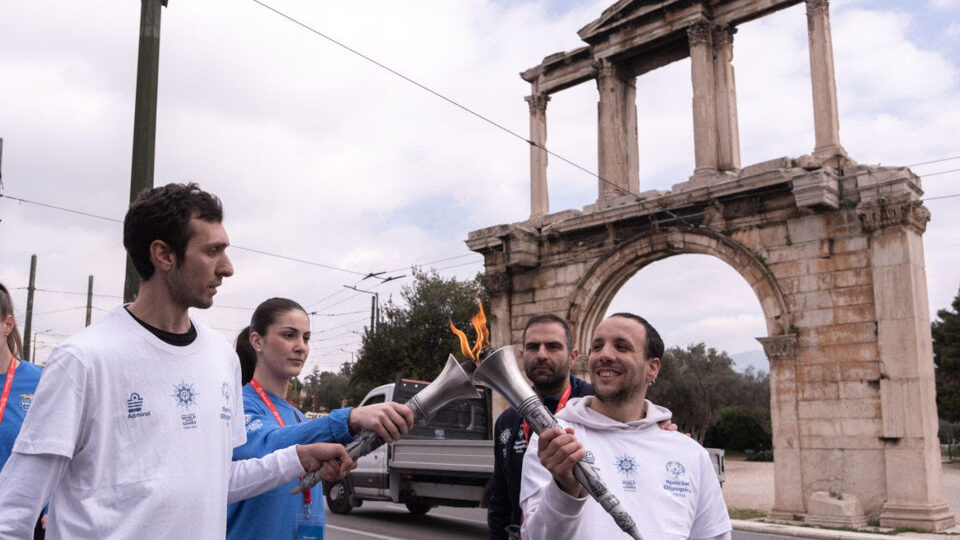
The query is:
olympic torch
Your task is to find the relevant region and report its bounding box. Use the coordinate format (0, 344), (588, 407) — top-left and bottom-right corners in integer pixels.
(292, 354), (480, 495)
(472, 346), (644, 540)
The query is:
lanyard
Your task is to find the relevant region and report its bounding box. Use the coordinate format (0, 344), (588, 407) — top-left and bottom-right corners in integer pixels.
(523, 382), (573, 443)
(0, 355), (17, 426)
(250, 378), (312, 505)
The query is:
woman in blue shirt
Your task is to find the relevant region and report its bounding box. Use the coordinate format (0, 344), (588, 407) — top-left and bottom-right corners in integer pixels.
(227, 297), (413, 540)
(0, 282), (44, 538)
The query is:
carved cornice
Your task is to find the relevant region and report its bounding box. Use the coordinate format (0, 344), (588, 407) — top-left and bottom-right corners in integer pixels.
(858, 199), (930, 235)
(524, 93), (550, 114)
(480, 271), (512, 297)
(806, 0), (829, 15)
(686, 22), (712, 47)
(757, 335), (798, 362)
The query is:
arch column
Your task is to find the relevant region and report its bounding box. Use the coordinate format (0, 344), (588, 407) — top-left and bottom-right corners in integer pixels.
(759, 335), (806, 521)
(596, 60), (638, 198)
(713, 25), (741, 172)
(688, 21), (719, 177)
(805, 0), (847, 162)
(526, 93), (550, 218)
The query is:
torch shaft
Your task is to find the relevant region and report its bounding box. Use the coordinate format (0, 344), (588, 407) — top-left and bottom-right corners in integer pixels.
(517, 396), (644, 540)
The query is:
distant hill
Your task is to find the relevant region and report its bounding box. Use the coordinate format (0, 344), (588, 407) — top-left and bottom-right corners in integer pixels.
(731, 349), (769, 375)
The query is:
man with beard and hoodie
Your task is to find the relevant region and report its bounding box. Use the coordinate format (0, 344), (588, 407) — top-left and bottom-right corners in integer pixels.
(488, 314), (593, 540)
(519, 313), (731, 540)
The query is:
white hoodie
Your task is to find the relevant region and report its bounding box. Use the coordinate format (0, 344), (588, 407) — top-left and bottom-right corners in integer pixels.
(519, 396), (731, 540)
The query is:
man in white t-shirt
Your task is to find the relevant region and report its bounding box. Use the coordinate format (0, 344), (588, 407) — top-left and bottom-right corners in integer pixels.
(0, 183), (356, 539)
(519, 313), (732, 540)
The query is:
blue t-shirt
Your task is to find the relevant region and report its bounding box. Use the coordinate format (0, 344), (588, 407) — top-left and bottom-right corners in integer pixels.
(226, 384), (354, 540)
(0, 360), (42, 472)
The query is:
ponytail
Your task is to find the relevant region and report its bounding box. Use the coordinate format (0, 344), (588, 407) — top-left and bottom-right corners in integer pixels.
(235, 326), (257, 386)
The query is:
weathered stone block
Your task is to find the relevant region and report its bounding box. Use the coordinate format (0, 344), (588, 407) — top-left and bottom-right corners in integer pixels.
(793, 308), (834, 327)
(832, 268), (872, 289)
(805, 491), (868, 528)
(786, 215), (824, 244)
(834, 304), (875, 324)
(840, 418), (882, 437)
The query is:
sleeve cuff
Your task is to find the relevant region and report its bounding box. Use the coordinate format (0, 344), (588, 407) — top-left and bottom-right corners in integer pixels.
(543, 477), (588, 517)
(280, 445), (306, 477)
(328, 407), (354, 443)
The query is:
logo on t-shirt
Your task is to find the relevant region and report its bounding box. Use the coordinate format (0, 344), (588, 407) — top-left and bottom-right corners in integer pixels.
(219, 382), (232, 422)
(246, 417), (264, 433)
(19, 394), (33, 413)
(126, 392), (152, 419)
(615, 455), (638, 492)
(181, 413), (198, 429)
(663, 460), (691, 497)
(171, 381), (199, 409)
(499, 428), (512, 458)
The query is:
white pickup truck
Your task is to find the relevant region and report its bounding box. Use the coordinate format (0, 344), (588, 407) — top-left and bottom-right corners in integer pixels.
(324, 377), (494, 515)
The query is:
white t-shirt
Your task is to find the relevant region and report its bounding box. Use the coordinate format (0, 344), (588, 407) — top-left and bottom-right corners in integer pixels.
(520, 397), (731, 540)
(13, 306), (247, 539)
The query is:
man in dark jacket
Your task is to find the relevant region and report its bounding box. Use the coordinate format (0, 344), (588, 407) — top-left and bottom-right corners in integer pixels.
(487, 314), (592, 540)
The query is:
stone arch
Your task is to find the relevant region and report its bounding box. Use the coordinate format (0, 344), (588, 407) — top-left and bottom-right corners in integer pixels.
(566, 226), (790, 353)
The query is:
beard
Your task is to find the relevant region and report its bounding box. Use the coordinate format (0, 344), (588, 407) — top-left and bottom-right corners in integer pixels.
(593, 382), (643, 405)
(530, 368), (568, 395)
(167, 271), (214, 309)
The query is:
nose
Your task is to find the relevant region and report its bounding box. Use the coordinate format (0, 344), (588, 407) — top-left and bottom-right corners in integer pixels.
(219, 253), (235, 278)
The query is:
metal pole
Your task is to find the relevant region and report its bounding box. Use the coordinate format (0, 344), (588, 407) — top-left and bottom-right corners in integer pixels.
(85, 275), (94, 327)
(23, 255), (37, 362)
(31, 334), (37, 363)
(124, 0), (168, 303)
(370, 296), (376, 333)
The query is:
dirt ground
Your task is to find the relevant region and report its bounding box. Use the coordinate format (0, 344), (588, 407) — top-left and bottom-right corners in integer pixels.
(723, 458), (960, 529)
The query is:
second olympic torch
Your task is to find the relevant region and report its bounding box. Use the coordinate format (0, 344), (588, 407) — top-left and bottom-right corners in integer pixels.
(292, 354), (480, 495)
(472, 346), (644, 540)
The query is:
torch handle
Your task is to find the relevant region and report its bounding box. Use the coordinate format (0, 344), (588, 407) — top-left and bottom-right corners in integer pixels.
(518, 397), (643, 540)
(292, 397), (428, 495)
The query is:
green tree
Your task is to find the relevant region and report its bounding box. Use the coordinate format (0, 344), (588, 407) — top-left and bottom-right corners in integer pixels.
(648, 343), (769, 444)
(348, 269), (486, 402)
(934, 287), (960, 422)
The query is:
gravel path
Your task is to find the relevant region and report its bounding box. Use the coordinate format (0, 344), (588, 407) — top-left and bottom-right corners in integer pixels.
(723, 458), (960, 533)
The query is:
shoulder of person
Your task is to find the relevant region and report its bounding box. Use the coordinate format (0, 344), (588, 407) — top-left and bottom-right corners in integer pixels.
(494, 406), (522, 426)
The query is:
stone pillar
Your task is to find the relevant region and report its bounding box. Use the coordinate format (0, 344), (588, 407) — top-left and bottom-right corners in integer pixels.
(860, 198), (956, 530)
(713, 25), (741, 172)
(688, 22), (719, 178)
(526, 93), (550, 218)
(758, 335), (807, 521)
(481, 270), (514, 426)
(805, 0), (847, 162)
(596, 60), (639, 198)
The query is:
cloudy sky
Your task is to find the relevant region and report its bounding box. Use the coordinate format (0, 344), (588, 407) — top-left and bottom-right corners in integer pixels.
(1, 0), (958, 377)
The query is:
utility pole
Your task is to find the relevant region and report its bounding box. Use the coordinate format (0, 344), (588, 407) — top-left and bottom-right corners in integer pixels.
(124, 0), (169, 303)
(23, 255), (36, 362)
(85, 275), (94, 327)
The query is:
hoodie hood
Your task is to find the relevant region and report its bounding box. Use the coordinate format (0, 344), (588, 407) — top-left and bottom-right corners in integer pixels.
(556, 396), (672, 431)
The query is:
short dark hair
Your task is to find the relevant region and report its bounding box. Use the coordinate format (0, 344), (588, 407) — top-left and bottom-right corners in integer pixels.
(236, 297), (307, 385)
(523, 313), (573, 350)
(123, 183), (224, 280)
(609, 312), (664, 360)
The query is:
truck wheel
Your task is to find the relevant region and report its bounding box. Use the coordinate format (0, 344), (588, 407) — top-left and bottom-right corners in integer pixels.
(405, 501), (433, 515)
(326, 481), (353, 515)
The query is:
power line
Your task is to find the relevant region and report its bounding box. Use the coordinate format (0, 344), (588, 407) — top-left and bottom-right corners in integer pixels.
(907, 155), (960, 168)
(248, 0), (636, 201)
(920, 168), (960, 179)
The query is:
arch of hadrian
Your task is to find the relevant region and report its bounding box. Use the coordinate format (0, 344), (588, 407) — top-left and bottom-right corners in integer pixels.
(466, 0), (954, 531)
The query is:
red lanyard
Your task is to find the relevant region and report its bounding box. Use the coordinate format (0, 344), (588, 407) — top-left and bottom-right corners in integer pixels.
(0, 355), (17, 426)
(523, 382), (573, 442)
(250, 378), (311, 505)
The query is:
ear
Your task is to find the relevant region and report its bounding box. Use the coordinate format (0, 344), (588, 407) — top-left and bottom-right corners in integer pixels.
(568, 347), (579, 368)
(1, 314), (13, 337)
(249, 331), (264, 353)
(149, 239), (177, 273)
(647, 356), (661, 381)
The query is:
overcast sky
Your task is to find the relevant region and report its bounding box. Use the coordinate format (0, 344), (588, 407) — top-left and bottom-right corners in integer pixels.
(1, 0), (958, 377)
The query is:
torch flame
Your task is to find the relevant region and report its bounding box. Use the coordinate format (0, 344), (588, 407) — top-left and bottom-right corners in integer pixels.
(449, 297), (490, 364)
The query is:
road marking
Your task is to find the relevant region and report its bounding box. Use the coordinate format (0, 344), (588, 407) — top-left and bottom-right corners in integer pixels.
(431, 513), (488, 526)
(326, 524), (398, 539)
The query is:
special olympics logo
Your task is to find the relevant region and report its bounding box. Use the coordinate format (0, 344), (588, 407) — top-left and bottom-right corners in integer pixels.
(665, 461), (686, 480)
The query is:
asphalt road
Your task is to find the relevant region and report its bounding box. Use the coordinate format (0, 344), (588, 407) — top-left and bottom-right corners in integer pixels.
(324, 501), (798, 539)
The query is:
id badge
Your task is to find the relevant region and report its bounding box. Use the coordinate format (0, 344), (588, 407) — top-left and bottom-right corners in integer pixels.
(295, 511), (324, 540)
